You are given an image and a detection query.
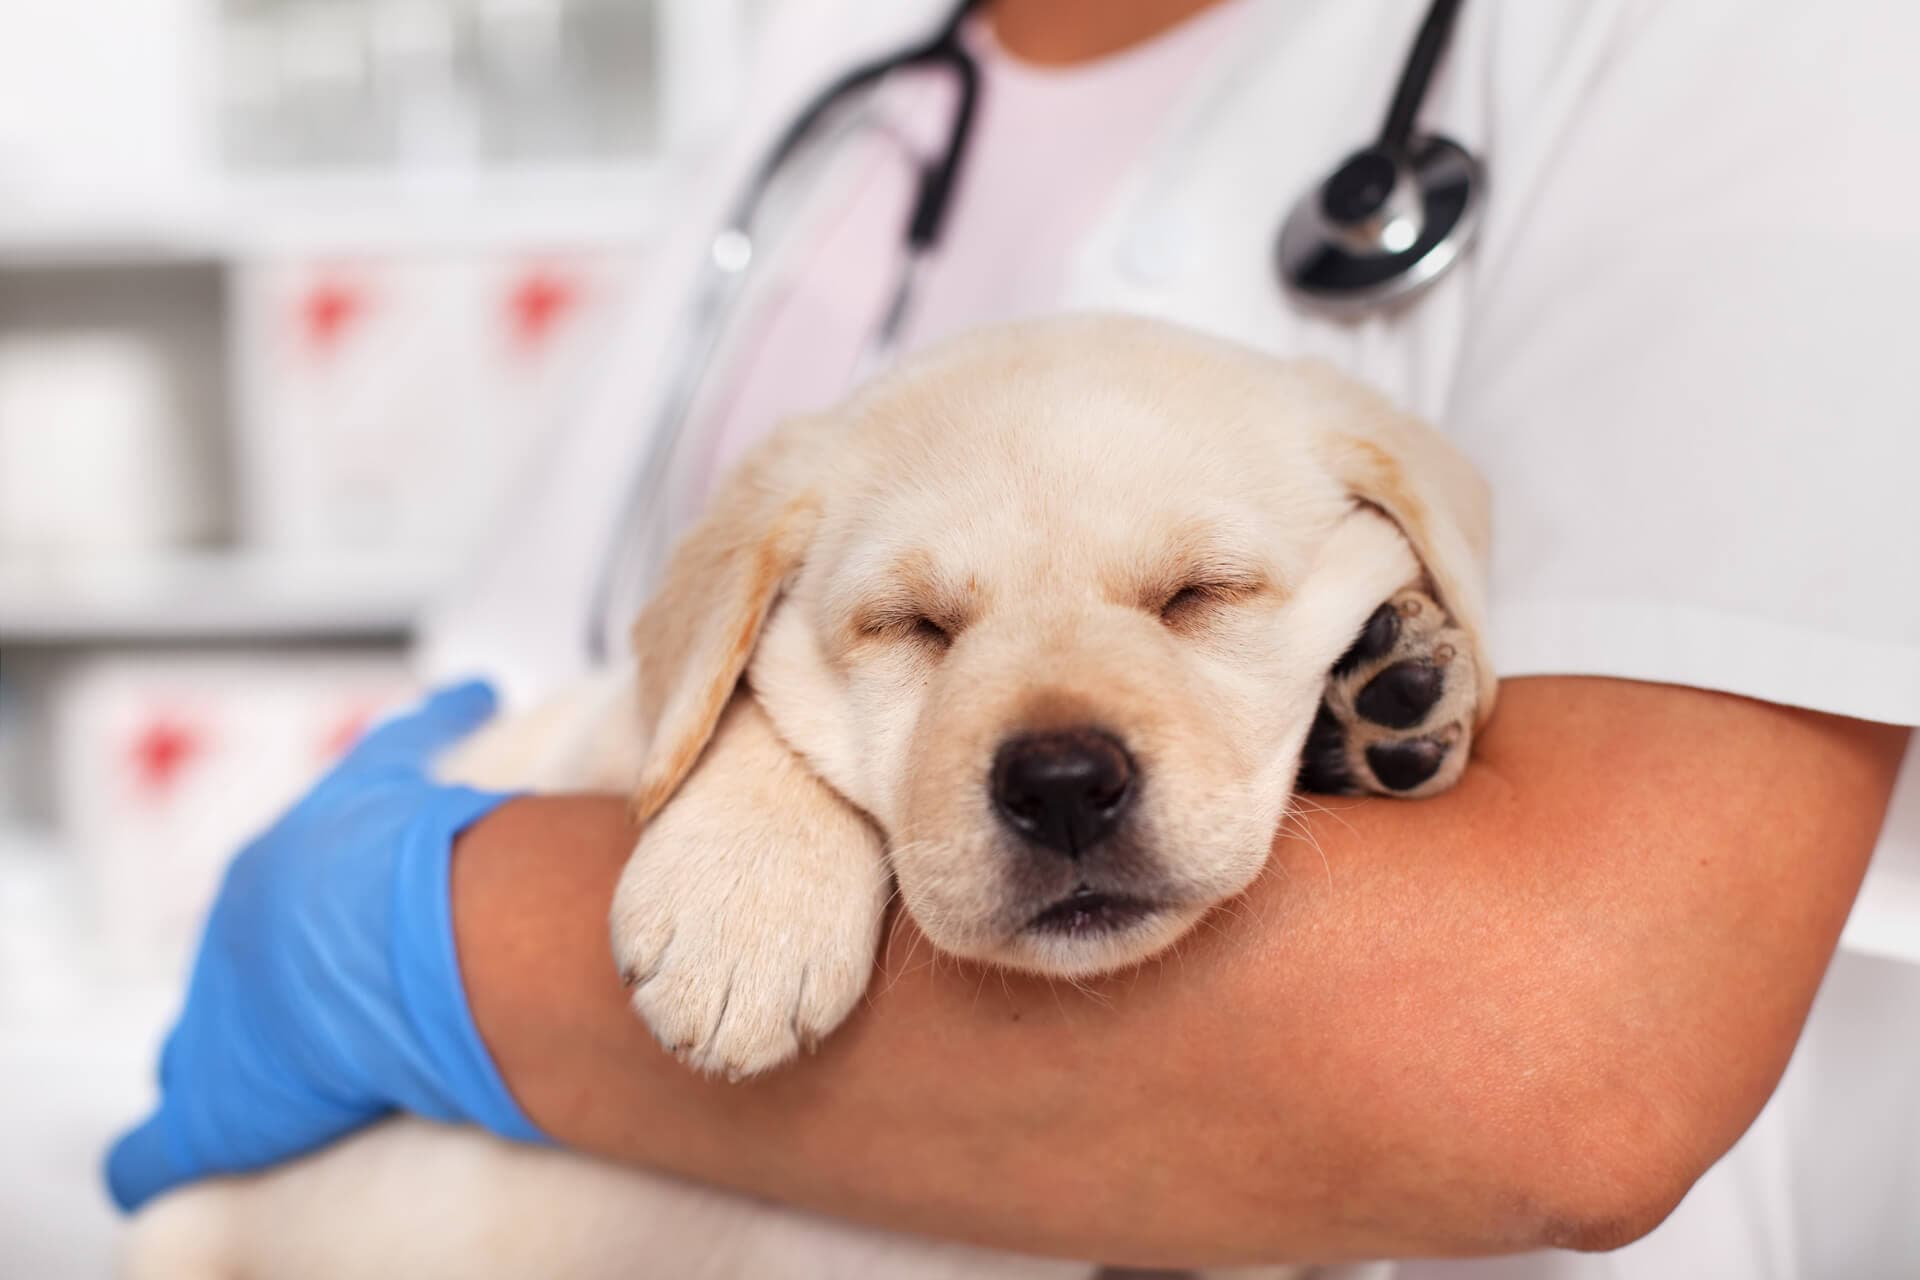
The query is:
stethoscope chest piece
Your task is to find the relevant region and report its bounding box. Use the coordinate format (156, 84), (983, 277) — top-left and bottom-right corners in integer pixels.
(1276, 133), (1483, 314)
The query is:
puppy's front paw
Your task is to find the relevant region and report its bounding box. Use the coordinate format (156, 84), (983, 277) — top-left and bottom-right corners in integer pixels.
(1297, 587), (1477, 798)
(610, 811), (889, 1079)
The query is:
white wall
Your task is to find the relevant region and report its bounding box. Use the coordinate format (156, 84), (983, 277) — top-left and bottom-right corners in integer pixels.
(0, 0), (215, 210)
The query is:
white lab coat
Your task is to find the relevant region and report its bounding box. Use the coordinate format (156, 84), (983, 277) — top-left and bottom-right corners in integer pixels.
(423, 3), (1920, 1275)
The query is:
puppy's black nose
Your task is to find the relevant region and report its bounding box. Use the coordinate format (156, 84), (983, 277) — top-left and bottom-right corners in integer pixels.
(991, 729), (1136, 857)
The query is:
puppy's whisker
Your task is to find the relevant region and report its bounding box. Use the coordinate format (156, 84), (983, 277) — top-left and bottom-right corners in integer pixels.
(1236, 887), (1273, 932)
(1044, 976), (1070, 1024)
(881, 904), (912, 965)
(1291, 791), (1362, 838)
(880, 904), (931, 995)
(902, 917), (933, 974)
(1212, 899), (1262, 939)
(1070, 976), (1113, 1010)
(1278, 800), (1336, 891)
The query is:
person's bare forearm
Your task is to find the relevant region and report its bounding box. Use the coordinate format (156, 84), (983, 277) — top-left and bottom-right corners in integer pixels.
(451, 677), (1908, 1266)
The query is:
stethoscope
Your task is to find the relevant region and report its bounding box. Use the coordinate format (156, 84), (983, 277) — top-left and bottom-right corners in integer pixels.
(587, 0), (1481, 657)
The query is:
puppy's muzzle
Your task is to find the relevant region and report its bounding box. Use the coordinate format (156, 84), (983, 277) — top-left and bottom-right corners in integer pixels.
(990, 728), (1136, 858)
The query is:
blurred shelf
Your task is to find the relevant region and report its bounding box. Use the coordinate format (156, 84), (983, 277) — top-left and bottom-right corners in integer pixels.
(0, 821), (64, 869)
(0, 165), (670, 267)
(226, 166), (672, 255)
(0, 201), (228, 268)
(0, 550), (453, 643)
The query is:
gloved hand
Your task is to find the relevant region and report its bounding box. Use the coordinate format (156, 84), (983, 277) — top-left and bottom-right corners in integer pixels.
(104, 680), (545, 1214)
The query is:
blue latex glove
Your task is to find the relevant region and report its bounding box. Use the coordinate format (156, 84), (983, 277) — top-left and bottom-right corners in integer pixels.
(104, 680), (545, 1214)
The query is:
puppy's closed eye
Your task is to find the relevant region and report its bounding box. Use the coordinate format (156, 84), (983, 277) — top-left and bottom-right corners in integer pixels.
(908, 615), (955, 649)
(856, 606), (957, 652)
(1155, 578), (1268, 631)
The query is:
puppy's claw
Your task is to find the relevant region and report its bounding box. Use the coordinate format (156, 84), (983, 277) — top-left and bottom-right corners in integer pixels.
(1300, 586), (1478, 799)
(619, 928), (673, 991)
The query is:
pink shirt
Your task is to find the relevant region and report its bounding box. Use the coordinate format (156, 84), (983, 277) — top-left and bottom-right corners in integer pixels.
(683, 5), (1247, 501)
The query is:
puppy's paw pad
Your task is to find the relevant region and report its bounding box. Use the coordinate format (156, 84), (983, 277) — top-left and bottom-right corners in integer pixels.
(1301, 587), (1477, 799)
(1364, 735), (1449, 792)
(1355, 660), (1445, 728)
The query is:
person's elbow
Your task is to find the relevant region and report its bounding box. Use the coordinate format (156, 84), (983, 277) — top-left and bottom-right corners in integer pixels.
(1495, 1050), (1756, 1254)
(1528, 1111), (1698, 1252)
(1322, 992), (1780, 1257)
(1216, 1046), (1728, 1261)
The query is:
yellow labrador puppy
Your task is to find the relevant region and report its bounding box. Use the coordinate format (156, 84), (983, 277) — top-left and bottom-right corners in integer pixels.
(124, 315), (1495, 1280)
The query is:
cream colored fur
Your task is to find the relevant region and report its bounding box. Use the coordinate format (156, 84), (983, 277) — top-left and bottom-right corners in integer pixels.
(123, 315), (1493, 1280)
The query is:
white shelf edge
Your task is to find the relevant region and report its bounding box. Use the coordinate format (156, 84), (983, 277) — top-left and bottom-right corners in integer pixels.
(0, 551), (452, 642)
(0, 165), (675, 266)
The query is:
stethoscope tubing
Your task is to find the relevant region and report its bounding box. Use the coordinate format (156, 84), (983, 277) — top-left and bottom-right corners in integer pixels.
(586, 0), (1478, 655)
(586, 1), (988, 657)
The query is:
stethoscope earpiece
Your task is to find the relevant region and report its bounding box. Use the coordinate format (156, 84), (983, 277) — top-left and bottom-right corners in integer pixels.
(1277, 133), (1484, 315)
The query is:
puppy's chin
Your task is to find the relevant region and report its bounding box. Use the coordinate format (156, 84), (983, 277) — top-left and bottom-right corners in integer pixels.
(919, 899), (1210, 980)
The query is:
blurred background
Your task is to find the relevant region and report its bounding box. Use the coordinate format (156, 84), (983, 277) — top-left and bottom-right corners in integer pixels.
(0, 1), (767, 1271)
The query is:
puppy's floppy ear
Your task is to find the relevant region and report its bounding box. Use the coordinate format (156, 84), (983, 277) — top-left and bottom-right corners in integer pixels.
(629, 423), (822, 825)
(1298, 363), (1498, 726)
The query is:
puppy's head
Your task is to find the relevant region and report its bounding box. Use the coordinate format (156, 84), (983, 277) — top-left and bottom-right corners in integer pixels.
(631, 315), (1493, 977)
